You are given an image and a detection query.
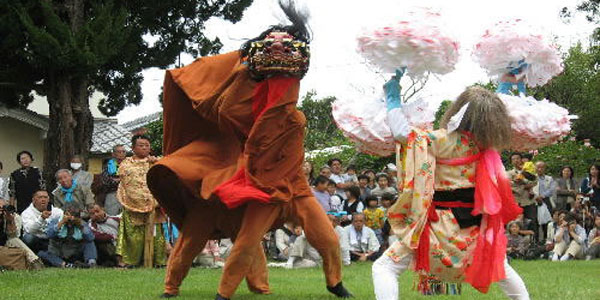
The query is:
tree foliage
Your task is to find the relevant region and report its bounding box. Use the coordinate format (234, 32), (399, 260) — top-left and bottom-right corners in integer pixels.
(0, 0), (252, 114)
(297, 91), (349, 151)
(533, 140), (600, 177)
(529, 44), (600, 145)
(0, 0), (253, 190)
(145, 115), (163, 157)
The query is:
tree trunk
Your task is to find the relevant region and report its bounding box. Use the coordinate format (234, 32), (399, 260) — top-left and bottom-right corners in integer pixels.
(44, 74), (93, 193)
(42, 0), (93, 193)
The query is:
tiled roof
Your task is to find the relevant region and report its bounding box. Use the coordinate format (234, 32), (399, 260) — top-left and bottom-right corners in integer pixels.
(121, 111), (162, 132)
(91, 118), (131, 154)
(0, 106), (49, 131)
(1, 106), (131, 155)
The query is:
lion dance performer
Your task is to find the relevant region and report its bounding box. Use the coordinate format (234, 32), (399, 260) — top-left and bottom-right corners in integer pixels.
(146, 1), (352, 299)
(371, 69), (530, 300)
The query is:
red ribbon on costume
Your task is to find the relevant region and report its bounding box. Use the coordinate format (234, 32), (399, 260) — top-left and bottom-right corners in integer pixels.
(465, 149), (522, 293)
(214, 77), (296, 209)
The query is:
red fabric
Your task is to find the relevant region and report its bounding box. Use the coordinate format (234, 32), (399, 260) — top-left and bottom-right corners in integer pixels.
(464, 149), (522, 293)
(214, 77), (296, 209)
(437, 153), (482, 166)
(252, 77), (296, 120)
(415, 204), (439, 273)
(214, 167), (271, 209)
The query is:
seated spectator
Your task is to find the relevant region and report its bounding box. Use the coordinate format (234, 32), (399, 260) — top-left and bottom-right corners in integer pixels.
(274, 222), (295, 261)
(363, 196), (385, 244)
(38, 206), (97, 268)
(551, 214), (587, 261)
(370, 174), (397, 199)
(0, 199), (43, 269)
(357, 174), (371, 202)
(218, 238), (233, 260)
(194, 240), (224, 268)
(88, 205), (119, 267)
(21, 190), (63, 253)
(506, 221), (529, 259)
(344, 213), (380, 262)
(312, 175), (331, 212)
(52, 169), (95, 219)
(571, 196), (594, 232)
(327, 213), (350, 266)
(543, 210), (562, 258)
(285, 226), (321, 269)
(515, 214), (536, 243)
(586, 214), (600, 260)
(327, 180), (344, 213)
(69, 155), (93, 189)
(340, 186), (364, 227)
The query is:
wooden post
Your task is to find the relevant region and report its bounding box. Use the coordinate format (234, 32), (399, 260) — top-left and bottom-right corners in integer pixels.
(143, 210), (155, 268)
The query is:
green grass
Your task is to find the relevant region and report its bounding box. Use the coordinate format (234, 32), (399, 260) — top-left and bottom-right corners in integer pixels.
(1, 260), (599, 299)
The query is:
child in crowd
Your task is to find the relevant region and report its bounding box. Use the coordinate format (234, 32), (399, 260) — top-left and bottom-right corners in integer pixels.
(363, 196), (385, 244)
(380, 193), (395, 221)
(357, 174), (371, 202)
(346, 165), (359, 184)
(340, 186), (364, 227)
(312, 175), (332, 212)
(586, 214), (600, 260)
(327, 180), (344, 212)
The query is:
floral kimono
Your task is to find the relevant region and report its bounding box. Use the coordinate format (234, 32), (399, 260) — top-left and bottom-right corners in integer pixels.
(386, 128), (522, 293)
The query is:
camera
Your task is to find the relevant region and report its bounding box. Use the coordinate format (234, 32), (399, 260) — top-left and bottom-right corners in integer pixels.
(1, 205), (15, 214)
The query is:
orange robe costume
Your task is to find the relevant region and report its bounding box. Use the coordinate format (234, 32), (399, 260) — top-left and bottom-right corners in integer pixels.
(147, 50), (342, 298)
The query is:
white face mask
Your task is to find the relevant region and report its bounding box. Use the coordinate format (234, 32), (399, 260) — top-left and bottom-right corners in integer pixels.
(70, 163), (82, 170)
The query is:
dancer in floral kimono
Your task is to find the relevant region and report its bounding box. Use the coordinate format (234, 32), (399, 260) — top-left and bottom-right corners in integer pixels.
(371, 69), (529, 300)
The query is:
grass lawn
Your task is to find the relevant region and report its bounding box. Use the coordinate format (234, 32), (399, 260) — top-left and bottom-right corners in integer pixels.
(2, 260), (599, 299)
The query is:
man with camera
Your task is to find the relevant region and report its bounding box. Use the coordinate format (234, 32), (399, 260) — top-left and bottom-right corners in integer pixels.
(37, 206), (97, 268)
(21, 190), (64, 253)
(551, 213), (587, 261)
(0, 198), (43, 269)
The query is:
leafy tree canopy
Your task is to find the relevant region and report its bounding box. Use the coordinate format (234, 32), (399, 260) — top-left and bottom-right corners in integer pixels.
(0, 0), (253, 115)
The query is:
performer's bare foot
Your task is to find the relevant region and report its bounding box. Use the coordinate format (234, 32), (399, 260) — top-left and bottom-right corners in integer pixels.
(159, 292), (178, 298)
(327, 282), (353, 298)
(214, 293), (230, 300)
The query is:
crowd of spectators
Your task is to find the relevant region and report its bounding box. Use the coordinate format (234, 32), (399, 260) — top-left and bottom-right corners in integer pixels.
(0, 135), (208, 271)
(2, 144), (600, 272)
(265, 158), (400, 268)
(506, 153), (600, 261)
